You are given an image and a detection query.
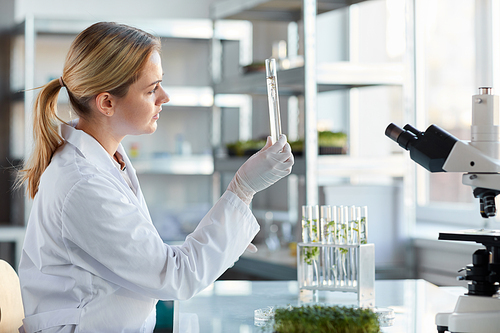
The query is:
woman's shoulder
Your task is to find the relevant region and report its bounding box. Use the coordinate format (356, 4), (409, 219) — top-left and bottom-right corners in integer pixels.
(40, 142), (110, 194)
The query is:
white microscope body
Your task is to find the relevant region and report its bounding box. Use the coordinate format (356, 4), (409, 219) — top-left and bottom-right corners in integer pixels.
(386, 87), (500, 333)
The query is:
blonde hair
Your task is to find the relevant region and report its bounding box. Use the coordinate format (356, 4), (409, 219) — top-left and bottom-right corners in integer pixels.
(17, 22), (161, 199)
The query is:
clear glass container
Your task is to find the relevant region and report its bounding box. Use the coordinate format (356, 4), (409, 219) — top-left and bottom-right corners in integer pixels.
(265, 58), (282, 144)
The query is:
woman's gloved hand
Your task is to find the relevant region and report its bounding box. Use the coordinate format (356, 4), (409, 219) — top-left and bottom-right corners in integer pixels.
(227, 134), (294, 205)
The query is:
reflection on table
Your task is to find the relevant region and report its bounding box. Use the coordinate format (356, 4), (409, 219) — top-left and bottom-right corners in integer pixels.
(173, 279), (466, 333)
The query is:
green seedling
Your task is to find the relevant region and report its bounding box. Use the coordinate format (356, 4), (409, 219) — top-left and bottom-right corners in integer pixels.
(273, 305), (381, 333)
(303, 246), (319, 265)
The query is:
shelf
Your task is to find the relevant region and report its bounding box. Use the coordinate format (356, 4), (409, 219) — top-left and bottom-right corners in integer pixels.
(316, 62), (404, 86)
(14, 18), (214, 40)
(214, 62), (404, 95)
(252, 209), (296, 222)
(316, 154), (406, 179)
(161, 86), (214, 107)
(211, 0), (370, 21)
(131, 155), (214, 175)
(214, 154), (406, 178)
(214, 156), (251, 173)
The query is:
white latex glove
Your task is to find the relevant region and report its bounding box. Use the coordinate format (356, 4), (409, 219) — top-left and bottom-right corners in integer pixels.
(227, 134), (294, 205)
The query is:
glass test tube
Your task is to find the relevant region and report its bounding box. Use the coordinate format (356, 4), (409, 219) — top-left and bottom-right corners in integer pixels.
(265, 58), (282, 144)
(348, 206), (358, 287)
(320, 205), (331, 286)
(349, 206), (357, 244)
(311, 206), (320, 286)
(334, 206), (343, 286)
(330, 206), (338, 286)
(311, 205), (320, 243)
(361, 206), (368, 244)
(320, 205), (331, 244)
(345, 207), (350, 287)
(299, 204), (368, 291)
(342, 206), (349, 286)
(301, 206), (312, 243)
(300, 206), (314, 287)
(355, 206), (361, 244)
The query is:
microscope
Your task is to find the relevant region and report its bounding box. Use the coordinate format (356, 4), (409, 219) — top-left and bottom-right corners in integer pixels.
(386, 87), (500, 333)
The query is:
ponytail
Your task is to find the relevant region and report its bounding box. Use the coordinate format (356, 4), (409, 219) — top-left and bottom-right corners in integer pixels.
(16, 78), (66, 199)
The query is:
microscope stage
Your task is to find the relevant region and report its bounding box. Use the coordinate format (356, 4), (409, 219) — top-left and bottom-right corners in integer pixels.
(439, 229), (500, 246)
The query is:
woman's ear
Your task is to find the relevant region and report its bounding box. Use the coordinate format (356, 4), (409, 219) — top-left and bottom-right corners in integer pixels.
(95, 92), (115, 117)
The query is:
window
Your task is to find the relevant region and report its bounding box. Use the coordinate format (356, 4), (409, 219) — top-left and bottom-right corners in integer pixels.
(416, 0), (500, 227)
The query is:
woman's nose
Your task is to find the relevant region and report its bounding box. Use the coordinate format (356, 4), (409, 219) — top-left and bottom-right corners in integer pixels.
(158, 86), (170, 105)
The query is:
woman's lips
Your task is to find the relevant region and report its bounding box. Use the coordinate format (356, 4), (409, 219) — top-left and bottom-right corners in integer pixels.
(153, 109), (161, 120)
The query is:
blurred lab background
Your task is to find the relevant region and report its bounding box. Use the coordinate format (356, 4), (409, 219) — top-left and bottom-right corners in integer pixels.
(0, 0), (496, 290)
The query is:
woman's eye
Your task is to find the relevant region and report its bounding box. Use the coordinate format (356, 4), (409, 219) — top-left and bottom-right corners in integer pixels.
(149, 85), (158, 94)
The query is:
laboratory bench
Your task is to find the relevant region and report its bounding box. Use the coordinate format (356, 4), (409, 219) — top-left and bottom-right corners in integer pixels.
(173, 279), (466, 333)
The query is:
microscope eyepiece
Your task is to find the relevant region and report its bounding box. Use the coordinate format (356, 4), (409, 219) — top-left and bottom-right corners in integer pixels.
(385, 123), (459, 172)
(385, 123), (419, 150)
(385, 123), (403, 142)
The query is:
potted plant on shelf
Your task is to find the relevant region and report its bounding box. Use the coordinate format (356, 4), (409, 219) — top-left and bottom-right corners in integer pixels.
(225, 131), (348, 157)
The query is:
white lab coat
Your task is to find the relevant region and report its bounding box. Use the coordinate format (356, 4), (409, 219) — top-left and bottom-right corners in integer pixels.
(18, 122), (260, 333)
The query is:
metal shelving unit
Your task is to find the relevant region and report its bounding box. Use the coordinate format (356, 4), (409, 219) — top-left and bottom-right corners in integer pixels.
(132, 155), (214, 175)
(214, 62), (404, 95)
(211, 0), (369, 21)
(211, 0), (413, 204)
(215, 155), (405, 180)
(210, 0), (416, 280)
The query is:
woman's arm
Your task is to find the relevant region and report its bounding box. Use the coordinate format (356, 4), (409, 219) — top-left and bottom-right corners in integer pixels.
(61, 176), (259, 300)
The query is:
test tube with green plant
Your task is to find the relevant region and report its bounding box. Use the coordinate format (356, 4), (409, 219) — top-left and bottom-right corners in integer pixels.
(310, 205), (320, 243)
(301, 205), (312, 243)
(330, 205), (338, 286)
(301, 244), (319, 287)
(265, 58), (282, 144)
(320, 205), (331, 286)
(298, 204), (369, 291)
(348, 206), (358, 287)
(301, 205), (319, 287)
(361, 206), (368, 244)
(311, 206), (321, 285)
(335, 206), (347, 286)
(320, 205), (331, 244)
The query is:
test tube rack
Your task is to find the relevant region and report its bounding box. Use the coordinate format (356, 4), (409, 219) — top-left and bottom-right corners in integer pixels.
(297, 205), (375, 307)
(297, 242), (375, 307)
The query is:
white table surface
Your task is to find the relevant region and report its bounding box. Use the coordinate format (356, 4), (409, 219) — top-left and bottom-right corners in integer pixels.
(173, 279), (466, 333)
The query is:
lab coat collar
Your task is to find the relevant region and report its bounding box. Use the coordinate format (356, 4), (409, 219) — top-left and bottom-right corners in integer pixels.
(60, 120), (121, 173)
(60, 120), (146, 209)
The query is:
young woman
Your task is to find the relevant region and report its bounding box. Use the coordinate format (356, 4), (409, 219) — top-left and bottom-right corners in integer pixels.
(17, 22), (293, 333)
